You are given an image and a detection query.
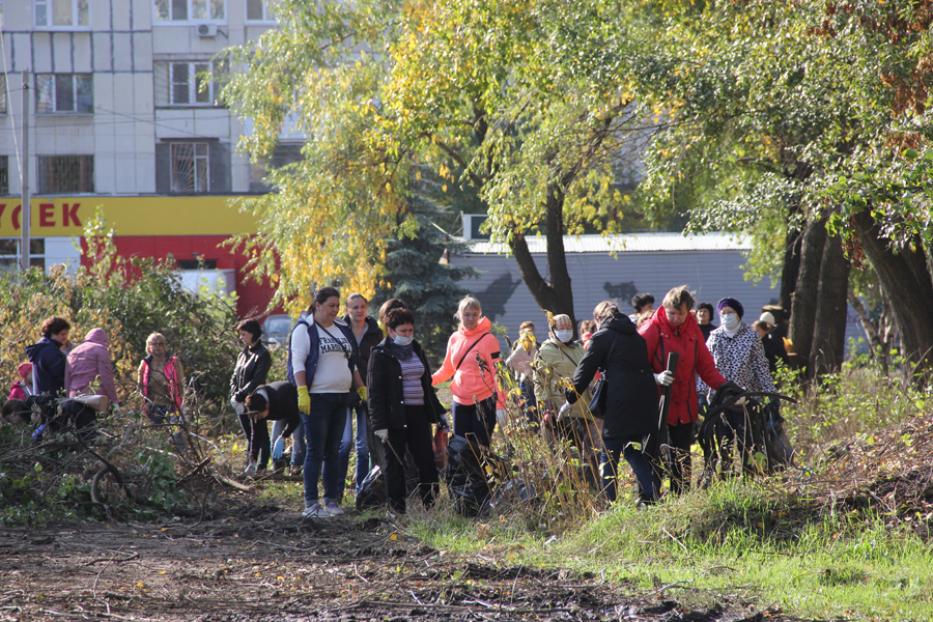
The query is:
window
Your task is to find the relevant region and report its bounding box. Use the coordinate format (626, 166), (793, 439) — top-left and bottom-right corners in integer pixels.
(249, 142), (302, 192)
(0, 156), (8, 195)
(35, 0), (89, 28)
(246, 0), (273, 22)
(37, 156), (94, 193)
(155, 0), (224, 22)
(0, 75), (6, 114)
(36, 74), (93, 113)
(171, 143), (209, 193)
(154, 61), (223, 107)
(0, 239), (45, 272)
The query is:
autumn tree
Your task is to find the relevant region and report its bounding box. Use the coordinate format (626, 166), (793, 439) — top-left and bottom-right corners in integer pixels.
(222, 0), (655, 324)
(631, 0), (933, 372)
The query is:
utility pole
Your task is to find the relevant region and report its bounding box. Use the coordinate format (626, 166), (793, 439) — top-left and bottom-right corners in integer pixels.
(19, 71), (30, 271)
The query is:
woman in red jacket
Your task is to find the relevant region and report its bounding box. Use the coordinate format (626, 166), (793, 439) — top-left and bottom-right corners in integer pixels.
(639, 285), (727, 494)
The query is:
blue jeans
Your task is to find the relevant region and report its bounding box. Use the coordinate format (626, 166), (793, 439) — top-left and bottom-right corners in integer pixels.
(272, 417), (305, 466)
(602, 435), (660, 504)
(336, 405), (370, 500)
(302, 393), (349, 506)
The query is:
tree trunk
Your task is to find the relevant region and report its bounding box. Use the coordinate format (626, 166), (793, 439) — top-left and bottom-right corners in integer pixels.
(780, 229), (802, 313)
(851, 210), (933, 371)
(788, 215), (828, 370)
(809, 233), (850, 375)
(509, 185), (576, 326)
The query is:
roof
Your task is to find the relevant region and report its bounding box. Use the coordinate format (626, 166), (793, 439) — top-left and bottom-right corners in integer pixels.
(463, 232), (751, 255)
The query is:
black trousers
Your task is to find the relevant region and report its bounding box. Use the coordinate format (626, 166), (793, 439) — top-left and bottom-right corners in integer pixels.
(239, 413), (270, 469)
(667, 422), (694, 494)
(383, 405), (439, 513)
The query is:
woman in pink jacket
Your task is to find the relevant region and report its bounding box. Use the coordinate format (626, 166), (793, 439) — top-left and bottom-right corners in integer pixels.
(65, 328), (119, 406)
(432, 296), (502, 446)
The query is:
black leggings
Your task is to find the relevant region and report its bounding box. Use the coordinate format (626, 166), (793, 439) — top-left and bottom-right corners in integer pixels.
(384, 406), (439, 513)
(239, 414), (270, 469)
(667, 422), (694, 494)
(452, 395), (497, 446)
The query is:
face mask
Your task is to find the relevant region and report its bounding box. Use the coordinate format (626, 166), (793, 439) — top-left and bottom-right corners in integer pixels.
(555, 329), (574, 343)
(721, 313), (740, 330)
(393, 334), (413, 347)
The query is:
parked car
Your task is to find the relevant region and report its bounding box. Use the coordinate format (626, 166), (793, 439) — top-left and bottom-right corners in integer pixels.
(262, 314), (293, 350)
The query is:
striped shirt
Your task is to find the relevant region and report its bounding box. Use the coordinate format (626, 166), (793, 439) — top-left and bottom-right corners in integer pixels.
(399, 354), (425, 406)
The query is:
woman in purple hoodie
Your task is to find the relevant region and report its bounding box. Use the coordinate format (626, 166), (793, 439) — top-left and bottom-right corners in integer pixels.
(65, 328), (119, 407)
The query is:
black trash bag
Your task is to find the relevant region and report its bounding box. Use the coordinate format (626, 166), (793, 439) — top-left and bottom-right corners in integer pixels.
(485, 478), (536, 514)
(355, 448), (422, 511)
(28, 395), (97, 443)
(764, 401), (794, 470)
(446, 434), (491, 517)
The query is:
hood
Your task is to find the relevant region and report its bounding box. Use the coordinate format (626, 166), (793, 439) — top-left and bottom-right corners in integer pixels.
(602, 312), (637, 336)
(458, 316), (493, 338)
(83, 328), (109, 347)
(651, 305), (699, 337)
(17, 362), (33, 379)
(26, 337), (56, 359)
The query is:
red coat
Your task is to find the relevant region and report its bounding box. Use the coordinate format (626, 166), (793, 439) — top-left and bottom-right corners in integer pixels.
(639, 307), (726, 425)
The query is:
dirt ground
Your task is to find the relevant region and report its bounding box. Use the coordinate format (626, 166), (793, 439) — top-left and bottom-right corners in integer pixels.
(1, 507), (801, 622)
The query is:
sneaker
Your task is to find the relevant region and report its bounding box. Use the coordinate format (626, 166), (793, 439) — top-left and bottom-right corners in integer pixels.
(302, 502), (325, 518)
(243, 461), (257, 476)
(289, 465), (303, 478)
(323, 501), (344, 517)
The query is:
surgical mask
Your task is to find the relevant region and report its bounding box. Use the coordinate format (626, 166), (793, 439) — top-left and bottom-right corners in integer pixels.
(721, 313), (740, 331)
(555, 329), (574, 343)
(393, 334), (413, 347)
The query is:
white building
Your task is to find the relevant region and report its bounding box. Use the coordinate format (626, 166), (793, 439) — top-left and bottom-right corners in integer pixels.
(0, 0), (291, 314)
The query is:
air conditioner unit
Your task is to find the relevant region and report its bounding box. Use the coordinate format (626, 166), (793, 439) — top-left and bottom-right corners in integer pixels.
(197, 24), (218, 37)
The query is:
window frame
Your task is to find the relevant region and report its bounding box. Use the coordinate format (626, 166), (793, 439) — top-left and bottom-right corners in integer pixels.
(37, 155), (95, 194)
(167, 61), (216, 107)
(34, 0), (90, 30)
(35, 73), (94, 114)
(245, 0), (274, 23)
(154, 0), (226, 24)
(0, 155), (9, 195)
(169, 142), (211, 194)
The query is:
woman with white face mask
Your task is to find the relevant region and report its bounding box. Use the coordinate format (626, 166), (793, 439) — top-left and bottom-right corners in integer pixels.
(532, 314), (602, 486)
(702, 298), (775, 398)
(367, 308), (445, 514)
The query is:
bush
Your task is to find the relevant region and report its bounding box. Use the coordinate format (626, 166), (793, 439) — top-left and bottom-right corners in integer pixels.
(0, 215), (241, 411)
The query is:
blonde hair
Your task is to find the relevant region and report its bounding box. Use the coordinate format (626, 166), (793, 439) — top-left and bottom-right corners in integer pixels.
(549, 314), (572, 329)
(592, 300), (619, 323)
(146, 332), (166, 346)
(456, 295), (482, 320)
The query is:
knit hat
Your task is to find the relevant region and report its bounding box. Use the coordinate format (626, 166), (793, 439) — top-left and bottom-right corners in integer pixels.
(759, 312), (776, 328)
(17, 362), (32, 380)
(717, 297), (744, 319)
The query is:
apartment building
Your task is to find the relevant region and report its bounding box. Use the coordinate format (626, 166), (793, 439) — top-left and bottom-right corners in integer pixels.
(0, 0), (290, 315)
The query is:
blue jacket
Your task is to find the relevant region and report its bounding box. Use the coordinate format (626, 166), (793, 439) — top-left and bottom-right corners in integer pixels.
(286, 319), (360, 389)
(25, 337), (67, 396)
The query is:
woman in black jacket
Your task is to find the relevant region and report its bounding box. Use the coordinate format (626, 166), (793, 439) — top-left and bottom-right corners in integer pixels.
(366, 308), (445, 514)
(566, 301), (661, 504)
(230, 319), (272, 475)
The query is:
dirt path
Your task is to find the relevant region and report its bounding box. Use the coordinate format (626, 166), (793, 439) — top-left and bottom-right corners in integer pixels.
(1, 509), (798, 621)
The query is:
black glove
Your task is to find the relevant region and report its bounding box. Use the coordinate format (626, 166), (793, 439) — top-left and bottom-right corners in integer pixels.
(234, 390), (247, 403)
(564, 389), (579, 405)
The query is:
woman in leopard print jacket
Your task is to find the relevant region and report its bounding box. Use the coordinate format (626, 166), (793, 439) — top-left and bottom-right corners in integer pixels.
(699, 298), (775, 398)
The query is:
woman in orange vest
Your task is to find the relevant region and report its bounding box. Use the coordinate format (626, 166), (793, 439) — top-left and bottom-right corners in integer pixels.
(138, 332), (186, 424)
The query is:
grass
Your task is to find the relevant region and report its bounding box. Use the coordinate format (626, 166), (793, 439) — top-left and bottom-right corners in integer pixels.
(405, 478), (933, 621)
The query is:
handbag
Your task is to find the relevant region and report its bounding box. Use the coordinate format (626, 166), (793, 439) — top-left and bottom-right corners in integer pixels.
(587, 335), (617, 419)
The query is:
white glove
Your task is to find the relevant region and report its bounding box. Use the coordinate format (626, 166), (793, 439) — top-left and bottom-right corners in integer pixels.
(230, 398), (245, 416)
(654, 370), (674, 387)
(558, 401), (572, 419)
(496, 408), (507, 426)
(734, 396), (748, 407)
(374, 429), (389, 443)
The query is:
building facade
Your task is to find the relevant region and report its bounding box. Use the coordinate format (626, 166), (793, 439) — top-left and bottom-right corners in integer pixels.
(0, 0), (289, 316)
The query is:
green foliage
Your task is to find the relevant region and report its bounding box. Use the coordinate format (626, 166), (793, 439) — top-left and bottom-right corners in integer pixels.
(222, 0), (659, 311)
(0, 214), (240, 408)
